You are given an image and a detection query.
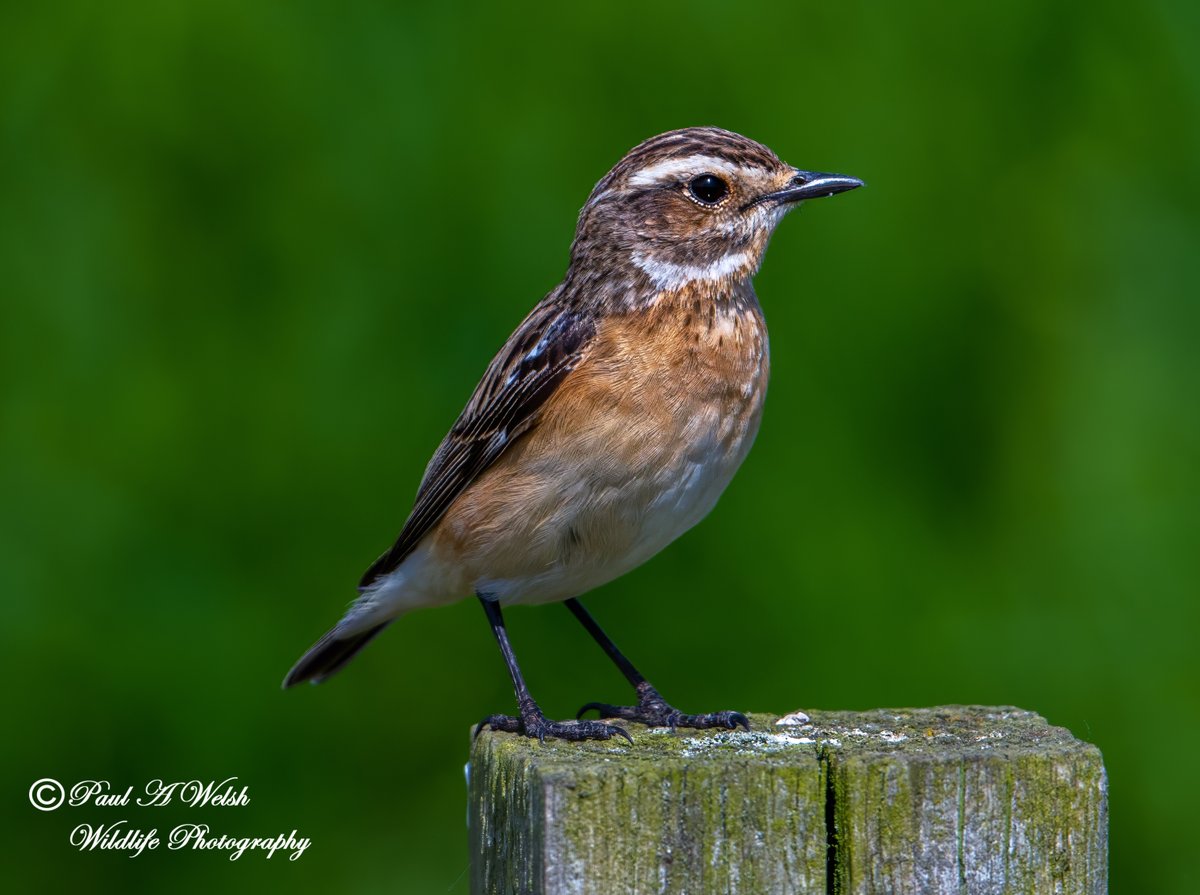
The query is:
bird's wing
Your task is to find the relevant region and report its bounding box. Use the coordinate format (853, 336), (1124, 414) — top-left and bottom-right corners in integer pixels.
(358, 290), (596, 589)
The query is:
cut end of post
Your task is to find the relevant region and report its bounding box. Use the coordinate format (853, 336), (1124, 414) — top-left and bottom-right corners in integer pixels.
(468, 706), (1107, 895)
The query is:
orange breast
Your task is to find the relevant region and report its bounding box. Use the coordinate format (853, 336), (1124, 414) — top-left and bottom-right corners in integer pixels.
(430, 290), (770, 603)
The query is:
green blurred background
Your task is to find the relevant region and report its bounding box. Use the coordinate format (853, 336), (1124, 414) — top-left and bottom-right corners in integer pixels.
(3, 0), (1197, 891)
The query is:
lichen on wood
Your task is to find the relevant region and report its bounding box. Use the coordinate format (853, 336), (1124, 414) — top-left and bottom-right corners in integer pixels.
(468, 706), (1107, 895)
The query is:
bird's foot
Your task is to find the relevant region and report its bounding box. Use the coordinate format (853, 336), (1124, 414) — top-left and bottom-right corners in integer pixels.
(475, 706), (633, 744)
(577, 682), (749, 731)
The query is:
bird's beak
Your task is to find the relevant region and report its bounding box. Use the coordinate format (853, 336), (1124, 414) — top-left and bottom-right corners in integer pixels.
(761, 170), (865, 205)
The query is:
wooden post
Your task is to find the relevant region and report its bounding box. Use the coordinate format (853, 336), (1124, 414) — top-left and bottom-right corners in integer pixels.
(468, 706), (1106, 895)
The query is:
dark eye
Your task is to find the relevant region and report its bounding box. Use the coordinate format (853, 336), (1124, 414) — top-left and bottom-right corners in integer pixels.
(687, 173), (728, 205)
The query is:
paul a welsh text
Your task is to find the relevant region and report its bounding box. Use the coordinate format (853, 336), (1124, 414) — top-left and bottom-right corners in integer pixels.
(70, 778), (250, 808)
(71, 821), (310, 861)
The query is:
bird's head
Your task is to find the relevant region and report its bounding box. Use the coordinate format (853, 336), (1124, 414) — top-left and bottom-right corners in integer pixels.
(571, 127), (862, 294)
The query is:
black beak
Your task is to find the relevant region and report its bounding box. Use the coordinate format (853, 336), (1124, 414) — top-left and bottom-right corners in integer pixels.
(758, 170), (864, 206)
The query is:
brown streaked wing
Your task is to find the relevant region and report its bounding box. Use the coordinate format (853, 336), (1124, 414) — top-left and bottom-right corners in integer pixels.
(358, 290), (596, 589)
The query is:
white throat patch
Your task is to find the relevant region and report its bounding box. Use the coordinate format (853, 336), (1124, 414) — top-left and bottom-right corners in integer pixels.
(631, 249), (755, 292)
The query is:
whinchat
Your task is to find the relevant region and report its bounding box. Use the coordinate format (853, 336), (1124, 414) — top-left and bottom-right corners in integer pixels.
(284, 127), (862, 742)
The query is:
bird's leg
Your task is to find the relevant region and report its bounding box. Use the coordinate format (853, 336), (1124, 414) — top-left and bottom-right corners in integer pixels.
(567, 598), (749, 731)
(475, 595), (631, 744)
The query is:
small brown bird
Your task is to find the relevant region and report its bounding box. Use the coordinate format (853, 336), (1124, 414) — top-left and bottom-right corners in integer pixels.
(284, 127), (862, 742)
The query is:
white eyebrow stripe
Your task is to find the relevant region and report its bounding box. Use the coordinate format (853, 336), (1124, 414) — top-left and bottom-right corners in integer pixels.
(631, 249), (755, 292)
(628, 154), (769, 187)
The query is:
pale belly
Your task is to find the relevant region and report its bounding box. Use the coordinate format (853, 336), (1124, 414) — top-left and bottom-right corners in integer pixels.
(477, 403), (762, 605)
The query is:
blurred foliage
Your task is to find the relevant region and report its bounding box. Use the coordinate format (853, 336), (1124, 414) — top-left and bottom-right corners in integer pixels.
(2, 0), (1197, 891)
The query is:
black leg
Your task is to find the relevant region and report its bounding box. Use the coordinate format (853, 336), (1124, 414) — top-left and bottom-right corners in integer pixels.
(565, 598), (749, 732)
(565, 597), (647, 688)
(475, 596), (631, 744)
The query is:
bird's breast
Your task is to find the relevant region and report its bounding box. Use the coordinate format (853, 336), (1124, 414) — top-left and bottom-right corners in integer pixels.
(600, 290), (770, 554)
(433, 290), (770, 603)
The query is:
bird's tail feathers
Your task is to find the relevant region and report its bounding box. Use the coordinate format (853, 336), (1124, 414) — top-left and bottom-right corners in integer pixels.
(282, 621), (391, 689)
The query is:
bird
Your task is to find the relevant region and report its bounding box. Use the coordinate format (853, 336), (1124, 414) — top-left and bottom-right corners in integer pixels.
(283, 127), (862, 743)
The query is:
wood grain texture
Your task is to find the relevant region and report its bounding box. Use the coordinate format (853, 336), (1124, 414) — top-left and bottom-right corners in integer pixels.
(468, 706), (1107, 895)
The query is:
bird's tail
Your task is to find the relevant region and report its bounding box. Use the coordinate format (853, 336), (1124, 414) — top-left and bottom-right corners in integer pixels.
(281, 621), (391, 689)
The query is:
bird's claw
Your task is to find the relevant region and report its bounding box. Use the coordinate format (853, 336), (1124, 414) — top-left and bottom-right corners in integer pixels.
(475, 712), (632, 745)
(577, 684), (749, 732)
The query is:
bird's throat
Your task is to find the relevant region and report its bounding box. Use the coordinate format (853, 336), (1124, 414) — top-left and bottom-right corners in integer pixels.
(630, 248), (759, 294)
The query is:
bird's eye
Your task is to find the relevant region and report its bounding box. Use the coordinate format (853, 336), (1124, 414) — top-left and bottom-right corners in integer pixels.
(687, 173), (729, 205)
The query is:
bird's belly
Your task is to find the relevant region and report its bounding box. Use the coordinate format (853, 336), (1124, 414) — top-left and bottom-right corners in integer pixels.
(479, 420), (757, 605)
(602, 436), (748, 577)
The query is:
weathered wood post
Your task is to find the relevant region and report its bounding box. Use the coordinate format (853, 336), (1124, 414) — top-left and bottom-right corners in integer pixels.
(468, 706), (1106, 894)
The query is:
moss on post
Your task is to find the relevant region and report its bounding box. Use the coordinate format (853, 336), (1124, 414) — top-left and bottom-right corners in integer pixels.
(468, 706), (1107, 895)
(823, 707), (1107, 894)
